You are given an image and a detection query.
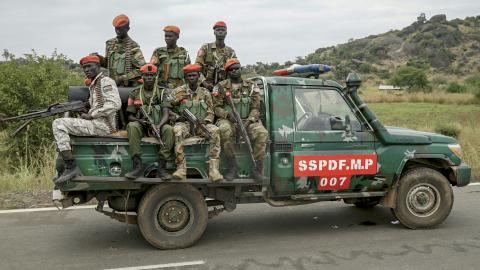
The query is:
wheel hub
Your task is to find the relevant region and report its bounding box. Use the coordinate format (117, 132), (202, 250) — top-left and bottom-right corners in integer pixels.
(158, 200), (190, 232)
(406, 184), (441, 218)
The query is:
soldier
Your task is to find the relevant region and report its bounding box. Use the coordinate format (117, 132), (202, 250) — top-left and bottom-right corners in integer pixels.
(52, 55), (122, 184)
(95, 14), (146, 87)
(167, 64), (223, 182)
(150, 25), (191, 89)
(212, 59), (268, 181)
(195, 21), (237, 90)
(124, 63), (174, 180)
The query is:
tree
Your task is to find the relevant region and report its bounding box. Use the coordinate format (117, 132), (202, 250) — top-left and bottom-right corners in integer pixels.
(389, 66), (430, 91)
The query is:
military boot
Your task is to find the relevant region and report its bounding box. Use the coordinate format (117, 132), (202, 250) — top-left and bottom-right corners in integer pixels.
(209, 159), (224, 182)
(55, 150), (81, 184)
(172, 160), (187, 181)
(125, 155), (143, 179)
(224, 157), (237, 181)
(157, 159), (172, 181)
(251, 160), (264, 182)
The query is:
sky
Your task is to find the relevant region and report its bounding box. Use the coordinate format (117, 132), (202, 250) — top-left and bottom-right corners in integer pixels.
(0, 0), (479, 65)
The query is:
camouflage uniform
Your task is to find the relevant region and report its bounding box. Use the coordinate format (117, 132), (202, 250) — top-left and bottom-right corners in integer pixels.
(52, 73), (121, 151)
(150, 47), (191, 89)
(101, 37), (146, 87)
(166, 84), (221, 173)
(126, 86), (174, 161)
(213, 79), (268, 161)
(195, 43), (236, 86)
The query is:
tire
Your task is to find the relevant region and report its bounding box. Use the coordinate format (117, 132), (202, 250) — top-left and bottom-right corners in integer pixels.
(353, 198), (381, 208)
(137, 184), (208, 249)
(394, 167), (453, 229)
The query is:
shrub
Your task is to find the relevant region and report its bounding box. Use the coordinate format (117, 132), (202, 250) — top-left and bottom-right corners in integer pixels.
(389, 66), (430, 91)
(434, 124), (461, 138)
(446, 82), (467, 93)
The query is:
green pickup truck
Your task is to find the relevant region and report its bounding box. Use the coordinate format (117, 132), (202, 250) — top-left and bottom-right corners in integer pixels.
(53, 69), (471, 250)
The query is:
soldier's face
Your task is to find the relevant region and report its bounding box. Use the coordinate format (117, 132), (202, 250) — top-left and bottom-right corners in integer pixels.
(82, 62), (100, 79)
(142, 72), (156, 88)
(227, 64), (242, 79)
(115, 25), (130, 39)
(185, 72), (199, 86)
(164, 31), (178, 47)
(214, 27), (227, 40)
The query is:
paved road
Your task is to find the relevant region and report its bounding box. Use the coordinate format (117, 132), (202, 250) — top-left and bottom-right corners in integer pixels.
(1, 185), (480, 270)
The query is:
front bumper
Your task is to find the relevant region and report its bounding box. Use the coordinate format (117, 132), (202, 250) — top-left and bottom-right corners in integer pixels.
(452, 163), (472, 187)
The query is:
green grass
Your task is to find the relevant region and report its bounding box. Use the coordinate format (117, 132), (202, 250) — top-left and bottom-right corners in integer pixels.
(370, 103), (480, 179)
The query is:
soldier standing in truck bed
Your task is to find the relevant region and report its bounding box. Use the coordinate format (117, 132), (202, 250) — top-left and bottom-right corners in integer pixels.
(52, 55), (122, 184)
(212, 58), (268, 181)
(150, 25), (191, 89)
(166, 64), (224, 182)
(195, 21), (237, 90)
(95, 14), (146, 87)
(124, 63), (174, 180)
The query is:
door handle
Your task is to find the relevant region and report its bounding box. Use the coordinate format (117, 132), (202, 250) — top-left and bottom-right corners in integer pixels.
(300, 143), (315, 148)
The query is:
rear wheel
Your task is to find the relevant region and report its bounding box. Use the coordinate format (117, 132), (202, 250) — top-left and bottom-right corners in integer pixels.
(394, 167), (453, 229)
(137, 184), (208, 249)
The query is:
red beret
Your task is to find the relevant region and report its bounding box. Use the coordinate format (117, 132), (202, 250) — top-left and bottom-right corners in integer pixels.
(182, 64), (202, 74)
(213, 21), (227, 29)
(112, 14), (129, 28)
(224, 58), (240, 71)
(80, 55), (100, 65)
(140, 64), (158, 74)
(163, 25), (180, 35)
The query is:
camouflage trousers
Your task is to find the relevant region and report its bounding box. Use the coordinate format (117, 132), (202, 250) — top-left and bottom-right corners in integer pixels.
(173, 122), (221, 165)
(52, 118), (111, 152)
(216, 119), (268, 161)
(126, 121), (174, 161)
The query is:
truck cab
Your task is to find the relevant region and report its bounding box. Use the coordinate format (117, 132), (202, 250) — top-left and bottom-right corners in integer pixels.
(55, 68), (471, 249)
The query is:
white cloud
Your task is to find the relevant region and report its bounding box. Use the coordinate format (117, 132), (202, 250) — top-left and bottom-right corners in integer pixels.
(0, 0), (479, 64)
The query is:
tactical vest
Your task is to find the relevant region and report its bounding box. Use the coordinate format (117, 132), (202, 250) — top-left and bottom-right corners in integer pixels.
(156, 48), (189, 82)
(224, 96), (251, 119)
(107, 38), (133, 78)
(135, 87), (166, 123)
(179, 99), (208, 120)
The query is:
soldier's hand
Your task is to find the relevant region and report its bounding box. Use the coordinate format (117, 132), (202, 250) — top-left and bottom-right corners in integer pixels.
(202, 81), (213, 90)
(80, 113), (93, 120)
(138, 119), (149, 126)
(154, 124), (162, 131)
(243, 119), (252, 128)
(115, 76), (126, 86)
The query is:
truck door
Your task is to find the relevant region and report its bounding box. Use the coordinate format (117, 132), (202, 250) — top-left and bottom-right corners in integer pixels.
(291, 87), (377, 194)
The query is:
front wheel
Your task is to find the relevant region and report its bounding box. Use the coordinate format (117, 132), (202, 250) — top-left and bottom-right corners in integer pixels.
(394, 167), (453, 229)
(137, 184), (208, 249)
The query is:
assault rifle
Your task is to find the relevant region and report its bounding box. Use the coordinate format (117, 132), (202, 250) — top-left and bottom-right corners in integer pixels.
(0, 101), (88, 136)
(225, 93), (256, 165)
(138, 106), (165, 148)
(181, 108), (213, 139)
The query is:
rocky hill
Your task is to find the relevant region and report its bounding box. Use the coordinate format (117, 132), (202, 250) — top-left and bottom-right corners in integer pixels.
(245, 14), (480, 84)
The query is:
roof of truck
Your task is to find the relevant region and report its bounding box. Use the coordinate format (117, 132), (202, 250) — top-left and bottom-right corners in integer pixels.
(254, 76), (344, 89)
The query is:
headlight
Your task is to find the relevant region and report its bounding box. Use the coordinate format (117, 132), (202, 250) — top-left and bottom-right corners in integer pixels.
(448, 144), (463, 159)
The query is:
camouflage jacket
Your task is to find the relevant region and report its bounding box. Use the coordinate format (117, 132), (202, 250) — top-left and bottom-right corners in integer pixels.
(166, 84), (215, 124)
(88, 73), (122, 131)
(102, 36), (146, 87)
(150, 46), (191, 89)
(195, 42), (236, 85)
(212, 78), (261, 122)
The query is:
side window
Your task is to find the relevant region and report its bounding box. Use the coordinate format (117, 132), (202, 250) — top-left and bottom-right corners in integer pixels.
(294, 88), (362, 131)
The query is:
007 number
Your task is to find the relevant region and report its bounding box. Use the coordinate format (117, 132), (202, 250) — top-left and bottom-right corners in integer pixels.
(317, 176), (350, 190)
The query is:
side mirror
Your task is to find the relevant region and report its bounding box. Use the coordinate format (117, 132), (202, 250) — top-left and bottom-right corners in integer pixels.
(330, 116), (345, 130)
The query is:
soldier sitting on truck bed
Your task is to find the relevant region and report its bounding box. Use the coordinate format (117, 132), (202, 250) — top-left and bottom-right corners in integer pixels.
(166, 64), (224, 182)
(52, 55), (122, 184)
(149, 25), (191, 89)
(124, 63), (174, 180)
(93, 14), (146, 87)
(212, 58), (268, 181)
